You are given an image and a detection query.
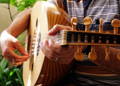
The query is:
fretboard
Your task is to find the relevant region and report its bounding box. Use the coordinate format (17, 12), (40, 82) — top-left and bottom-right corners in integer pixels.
(60, 30), (120, 46)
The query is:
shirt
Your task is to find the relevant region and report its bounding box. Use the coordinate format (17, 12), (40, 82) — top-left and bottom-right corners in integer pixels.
(66, 0), (120, 24)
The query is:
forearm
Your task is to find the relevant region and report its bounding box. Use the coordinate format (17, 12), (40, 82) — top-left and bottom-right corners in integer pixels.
(6, 8), (31, 37)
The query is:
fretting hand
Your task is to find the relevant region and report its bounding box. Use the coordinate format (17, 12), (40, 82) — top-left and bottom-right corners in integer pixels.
(40, 25), (76, 64)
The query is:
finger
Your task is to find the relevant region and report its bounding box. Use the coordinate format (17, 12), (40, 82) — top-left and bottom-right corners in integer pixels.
(48, 39), (60, 48)
(40, 40), (57, 59)
(4, 54), (27, 66)
(48, 24), (72, 35)
(4, 48), (29, 62)
(11, 62), (23, 66)
(40, 40), (49, 54)
(47, 39), (75, 57)
(13, 41), (28, 56)
(47, 39), (63, 55)
(48, 39), (55, 47)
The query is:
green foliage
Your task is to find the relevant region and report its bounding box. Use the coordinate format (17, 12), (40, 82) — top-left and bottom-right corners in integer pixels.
(0, 0), (10, 3)
(0, 0), (47, 11)
(11, 0), (47, 11)
(0, 33), (26, 86)
(10, 0), (37, 11)
(0, 33), (25, 86)
(0, 51), (24, 86)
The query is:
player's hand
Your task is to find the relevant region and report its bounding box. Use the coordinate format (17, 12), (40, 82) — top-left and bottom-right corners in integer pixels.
(40, 25), (76, 64)
(0, 31), (29, 65)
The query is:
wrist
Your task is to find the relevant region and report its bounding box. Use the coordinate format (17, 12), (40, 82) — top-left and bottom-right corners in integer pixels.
(0, 30), (17, 49)
(6, 29), (19, 37)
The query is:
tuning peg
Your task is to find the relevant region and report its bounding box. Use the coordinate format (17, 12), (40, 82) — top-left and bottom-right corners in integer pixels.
(83, 16), (92, 32)
(71, 17), (78, 30)
(111, 19), (120, 34)
(117, 53), (120, 61)
(88, 46), (97, 61)
(74, 46), (84, 61)
(99, 18), (104, 33)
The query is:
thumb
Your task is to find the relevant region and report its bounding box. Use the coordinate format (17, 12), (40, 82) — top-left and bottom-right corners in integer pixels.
(48, 25), (71, 35)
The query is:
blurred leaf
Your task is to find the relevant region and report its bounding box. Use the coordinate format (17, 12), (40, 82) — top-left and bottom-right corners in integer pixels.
(6, 81), (12, 86)
(10, 0), (17, 6)
(0, 58), (8, 70)
(9, 71), (14, 77)
(3, 68), (9, 74)
(10, 0), (47, 11)
(0, 66), (3, 78)
(15, 68), (24, 85)
(0, 0), (10, 3)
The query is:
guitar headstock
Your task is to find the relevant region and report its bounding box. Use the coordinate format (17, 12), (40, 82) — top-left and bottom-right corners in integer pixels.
(64, 17), (120, 61)
(60, 17), (120, 46)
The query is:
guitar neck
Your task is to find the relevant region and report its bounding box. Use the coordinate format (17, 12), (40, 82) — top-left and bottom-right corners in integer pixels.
(59, 30), (120, 46)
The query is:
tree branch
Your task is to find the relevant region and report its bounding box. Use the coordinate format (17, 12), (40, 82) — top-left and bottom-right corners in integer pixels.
(7, 1), (13, 21)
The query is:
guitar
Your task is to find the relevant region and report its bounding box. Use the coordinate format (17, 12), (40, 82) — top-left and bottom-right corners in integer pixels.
(23, 1), (71, 86)
(23, 1), (120, 86)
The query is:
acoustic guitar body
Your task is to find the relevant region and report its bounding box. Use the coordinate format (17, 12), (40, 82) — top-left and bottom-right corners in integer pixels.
(23, 1), (71, 86)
